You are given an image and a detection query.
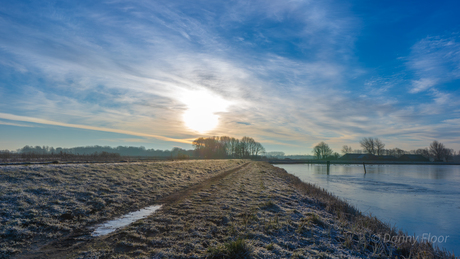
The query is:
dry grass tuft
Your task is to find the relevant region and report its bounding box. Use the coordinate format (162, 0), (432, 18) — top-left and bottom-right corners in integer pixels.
(207, 239), (253, 259)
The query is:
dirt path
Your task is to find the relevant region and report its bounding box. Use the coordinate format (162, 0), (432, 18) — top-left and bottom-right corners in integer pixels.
(14, 162), (250, 259)
(37, 161), (349, 258)
(12, 161), (451, 258)
(156, 162), (250, 205)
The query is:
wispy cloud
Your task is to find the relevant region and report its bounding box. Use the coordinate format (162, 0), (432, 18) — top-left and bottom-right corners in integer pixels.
(406, 34), (460, 100)
(0, 113), (193, 144)
(0, 120), (34, 128)
(408, 34), (460, 81)
(410, 78), (437, 93)
(0, 1), (356, 143)
(1, 0), (460, 152)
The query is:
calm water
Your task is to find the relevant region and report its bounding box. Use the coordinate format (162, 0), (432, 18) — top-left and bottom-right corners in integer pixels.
(275, 164), (460, 253)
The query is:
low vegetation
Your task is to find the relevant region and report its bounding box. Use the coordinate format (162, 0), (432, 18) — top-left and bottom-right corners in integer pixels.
(0, 160), (245, 258)
(207, 238), (253, 259)
(0, 161), (455, 258)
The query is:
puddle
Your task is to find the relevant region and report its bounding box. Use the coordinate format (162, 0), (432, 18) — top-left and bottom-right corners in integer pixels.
(92, 205), (162, 236)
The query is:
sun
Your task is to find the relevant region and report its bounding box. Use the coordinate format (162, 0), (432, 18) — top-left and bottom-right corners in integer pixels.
(183, 109), (219, 133)
(179, 89), (230, 133)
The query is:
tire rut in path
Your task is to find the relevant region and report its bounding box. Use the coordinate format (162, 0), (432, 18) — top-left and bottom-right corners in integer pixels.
(156, 162), (250, 205)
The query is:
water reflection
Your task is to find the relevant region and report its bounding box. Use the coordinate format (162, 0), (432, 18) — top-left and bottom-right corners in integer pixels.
(424, 166), (452, 180)
(92, 205), (162, 236)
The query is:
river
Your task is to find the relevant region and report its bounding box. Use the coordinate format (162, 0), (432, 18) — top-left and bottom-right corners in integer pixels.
(275, 163), (460, 253)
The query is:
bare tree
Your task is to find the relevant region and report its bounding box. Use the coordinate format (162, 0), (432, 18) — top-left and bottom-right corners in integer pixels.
(219, 136), (232, 156)
(446, 149), (454, 162)
(240, 136), (251, 158)
(415, 148), (430, 158)
(229, 138), (239, 157)
(254, 142), (265, 156)
(312, 142), (333, 159)
(313, 146), (321, 159)
(241, 136), (258, 158)
(341, 145), (352, 154)
(375, 138), (385, 156)
(360, 137), (385, 156)
(394, 148), (405, 157)
(387, 148), (395, 156)
(193, 136), (264, 159)
(248, 138), (257, 156)
(385, 148), (406, 157)
(360, 137), (376, 155)
(332, 152), (340, 159)
(429, 140), (448, 161)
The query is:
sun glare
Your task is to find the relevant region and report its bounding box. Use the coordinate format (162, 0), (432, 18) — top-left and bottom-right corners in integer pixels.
(180, 89), (231, 133)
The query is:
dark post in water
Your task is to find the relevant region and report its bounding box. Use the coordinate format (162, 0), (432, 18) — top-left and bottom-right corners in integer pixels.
(363, 162), (367, 175)
(327, 161), (330, 174)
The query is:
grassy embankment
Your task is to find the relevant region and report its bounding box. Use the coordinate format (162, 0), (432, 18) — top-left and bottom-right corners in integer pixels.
(1, 160), (456, 258)
(0, 160), (246, 258)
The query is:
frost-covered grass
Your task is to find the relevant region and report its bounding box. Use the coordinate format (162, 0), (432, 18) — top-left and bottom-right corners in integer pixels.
(0, 160), (245, 258)
(2, 160), (454, 258)
(73, 162), (456, 259)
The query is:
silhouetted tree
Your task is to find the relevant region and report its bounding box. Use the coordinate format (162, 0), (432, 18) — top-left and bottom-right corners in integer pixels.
(360, 137), (385, 155)
(192, 136), (264, 159)
(312, 142), (333, 159)
(415, 148), (430, 158)
(429, 140), (449, 161)
(240, 136), (252, 158)
(446, 149), (454, 162)
(171, 147), (190, 159)
(360, 137), (376, 154)
(17, 145), (180, 157)
(254, 142), (265, 156)
(341, 145), (352, 154)
(375, 138), (385, 156)
(229, 138), (240, 158)
(331, 152), (340, 159)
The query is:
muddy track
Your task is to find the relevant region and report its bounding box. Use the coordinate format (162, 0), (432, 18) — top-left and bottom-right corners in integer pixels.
(15, 162), (250, 259)
(156, 162), (250, 205)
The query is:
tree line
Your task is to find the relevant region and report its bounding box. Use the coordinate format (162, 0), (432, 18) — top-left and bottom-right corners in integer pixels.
(3, 145), (193, 158)
(312, 138), (459, 162)
(193, 136), (265, 159)
(0, 150), (123, 163)
(1, 137), (265, 162)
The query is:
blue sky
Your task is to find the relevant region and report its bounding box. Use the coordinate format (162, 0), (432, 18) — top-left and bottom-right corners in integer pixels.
(1, 0), (460, 154)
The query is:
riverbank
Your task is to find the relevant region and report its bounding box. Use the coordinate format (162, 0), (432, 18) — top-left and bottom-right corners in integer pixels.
(1, 161), (455, 258)
(268, 159), (460, 165)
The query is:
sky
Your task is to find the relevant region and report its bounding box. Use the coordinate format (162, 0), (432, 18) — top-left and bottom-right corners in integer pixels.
(1, 0), (460, 155)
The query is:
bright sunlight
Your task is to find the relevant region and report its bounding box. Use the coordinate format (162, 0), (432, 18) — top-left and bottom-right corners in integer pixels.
(180, 89), (231, 133)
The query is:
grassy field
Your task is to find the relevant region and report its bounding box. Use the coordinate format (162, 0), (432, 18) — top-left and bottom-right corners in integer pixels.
(0, 160), (455, 258)
(0, 160), (245, 258)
